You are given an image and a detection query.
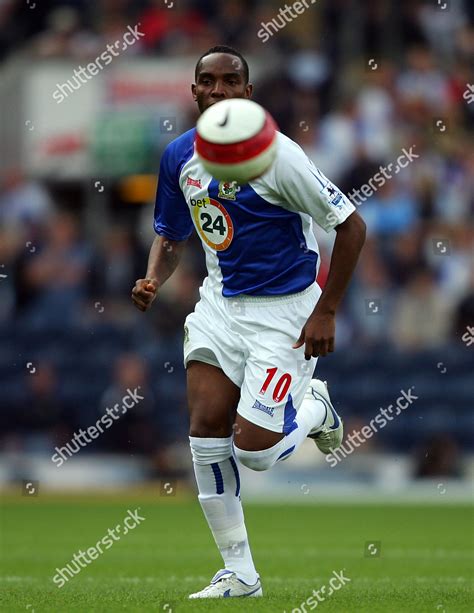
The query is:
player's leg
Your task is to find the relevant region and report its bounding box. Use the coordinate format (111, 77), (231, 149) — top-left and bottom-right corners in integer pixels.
(187, 360), (261, 597)
(233, 378), (325, 470)
(188, 359), (238, 438)
(231, 285), (342, 470)
(234, 378), (342, 470)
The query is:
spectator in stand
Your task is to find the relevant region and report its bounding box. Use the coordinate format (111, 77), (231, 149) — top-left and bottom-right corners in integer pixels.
(23, 362), (64, 434)
(397, 45), (451, 114)
(0, 168), (53, 230)
(308, 96), (359, 183)
(98, 352), (159, 454)
(138, 0), (209, 54)
(31, 6), (102, 59)
(360, 179), (419, 245)
(89, 225), (147, 300)
(414, 435), (462, 478)
(347, 238), (394, 347)
(390, 266), (453, 350)
(20, 212), (92, 326)
(385, 228), (425, 287)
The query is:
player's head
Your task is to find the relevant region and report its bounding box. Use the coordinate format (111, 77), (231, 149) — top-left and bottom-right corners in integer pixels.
(192, 45), (253, 114)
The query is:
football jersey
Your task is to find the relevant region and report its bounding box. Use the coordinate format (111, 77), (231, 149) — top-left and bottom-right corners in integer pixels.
(154, 128), (355, 297)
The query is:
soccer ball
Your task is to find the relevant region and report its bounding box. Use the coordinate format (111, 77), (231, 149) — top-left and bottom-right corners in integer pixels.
(195, 98), (278, 184)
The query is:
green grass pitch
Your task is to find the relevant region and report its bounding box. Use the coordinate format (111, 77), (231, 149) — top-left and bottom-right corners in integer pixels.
(1, 492), (472, 612)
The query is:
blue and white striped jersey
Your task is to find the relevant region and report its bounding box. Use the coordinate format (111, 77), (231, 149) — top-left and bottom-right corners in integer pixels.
(154, 128), (355, 297)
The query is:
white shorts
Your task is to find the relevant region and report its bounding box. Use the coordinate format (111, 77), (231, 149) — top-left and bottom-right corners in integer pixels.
(183, 281), (321, 434)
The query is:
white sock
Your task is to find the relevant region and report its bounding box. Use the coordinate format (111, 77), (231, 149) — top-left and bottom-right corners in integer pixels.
(189, 435), (258, 585)
(234, 393), (326, 471)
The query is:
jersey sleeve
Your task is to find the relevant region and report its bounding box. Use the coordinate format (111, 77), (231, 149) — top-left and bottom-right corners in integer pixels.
(271, 136), (356, 232)
(153, 144), (194, 241)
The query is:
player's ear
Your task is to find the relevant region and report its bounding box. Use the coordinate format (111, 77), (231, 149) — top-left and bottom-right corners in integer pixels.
(245, 83), (253, 98)
(191, 83), (197, 101)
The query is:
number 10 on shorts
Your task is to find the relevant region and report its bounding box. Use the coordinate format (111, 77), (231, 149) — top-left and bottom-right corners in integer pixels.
(258, 367), (292, 403)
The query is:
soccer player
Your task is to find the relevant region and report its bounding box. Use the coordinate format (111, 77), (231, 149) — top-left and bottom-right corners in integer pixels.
(132, 45), (366, 598)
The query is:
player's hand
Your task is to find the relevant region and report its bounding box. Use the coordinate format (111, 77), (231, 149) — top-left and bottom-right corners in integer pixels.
(131, 278), (158, 312)
(292, 311), (335, 359)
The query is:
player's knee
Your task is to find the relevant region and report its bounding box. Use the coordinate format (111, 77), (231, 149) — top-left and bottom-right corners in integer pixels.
(233, 445), (275, 472)
(189, 416), (232, 438)
(189, 424), (215, 437)
(189, 422), (229, 438)
(189, 409), (231, 438)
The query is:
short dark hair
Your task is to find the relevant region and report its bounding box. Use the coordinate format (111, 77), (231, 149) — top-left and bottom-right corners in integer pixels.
(195, 45), (249, 84)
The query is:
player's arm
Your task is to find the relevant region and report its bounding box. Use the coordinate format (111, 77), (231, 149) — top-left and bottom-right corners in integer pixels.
(318, 211), (366, 316)
(131, 236), (187, 312)
(294, 211), (366, 357)
(131, 142), (193, 312)
(271, 137), (366, 357)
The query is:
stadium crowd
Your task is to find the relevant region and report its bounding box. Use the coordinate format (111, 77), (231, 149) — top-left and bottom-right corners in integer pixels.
(0, 0), (473, 467)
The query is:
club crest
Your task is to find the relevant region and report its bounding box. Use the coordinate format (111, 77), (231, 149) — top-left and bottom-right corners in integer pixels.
(218, 181), (240, 201)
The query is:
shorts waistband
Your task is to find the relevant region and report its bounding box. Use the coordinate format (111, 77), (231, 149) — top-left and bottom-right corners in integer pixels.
(225, 283), (318, 305)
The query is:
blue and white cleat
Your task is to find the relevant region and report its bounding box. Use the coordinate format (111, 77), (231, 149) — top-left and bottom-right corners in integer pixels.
(188, 569), (263, 598)
(306, 379), (344, 454)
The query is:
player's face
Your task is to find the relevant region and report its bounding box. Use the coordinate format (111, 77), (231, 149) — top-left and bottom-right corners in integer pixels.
(192, 53), (253, 114)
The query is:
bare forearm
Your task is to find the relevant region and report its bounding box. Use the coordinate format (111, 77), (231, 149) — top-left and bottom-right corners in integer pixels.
(293, 212), (365, 357)
(316, 212), (366, 315)
(146, 235), (186, 288)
